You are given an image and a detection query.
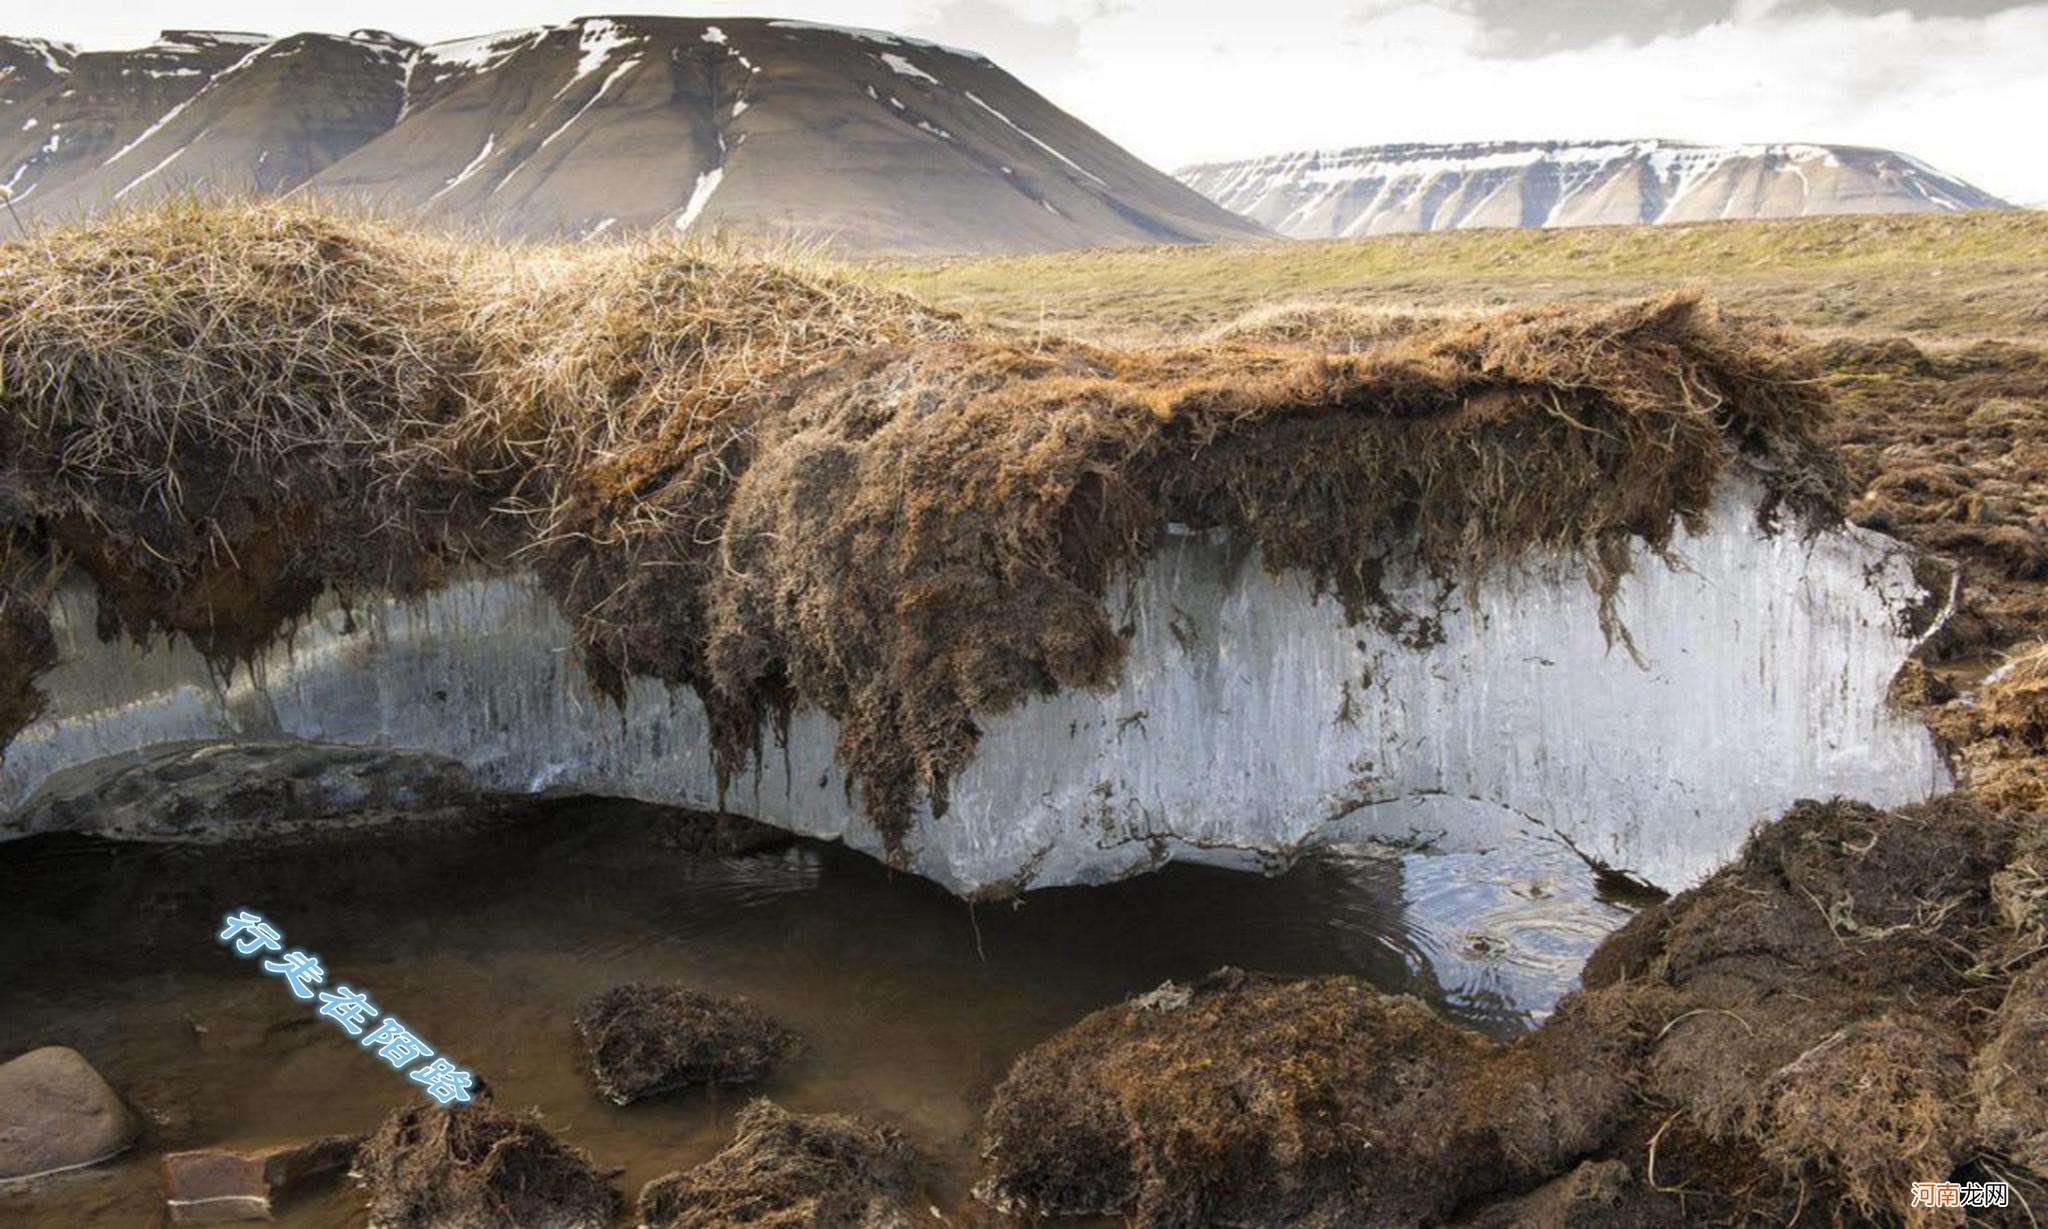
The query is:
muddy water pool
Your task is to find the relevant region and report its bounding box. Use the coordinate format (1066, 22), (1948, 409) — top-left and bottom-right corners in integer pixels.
(0, 799), (1639, 1225)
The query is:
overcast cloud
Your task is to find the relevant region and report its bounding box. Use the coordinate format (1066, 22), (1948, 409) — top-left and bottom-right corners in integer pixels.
(24, 1), (2048, 202)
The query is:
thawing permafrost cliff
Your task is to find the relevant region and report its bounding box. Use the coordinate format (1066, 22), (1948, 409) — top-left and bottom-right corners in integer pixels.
(0, 205), (1950, 895)
(2, 475), (1947, 894)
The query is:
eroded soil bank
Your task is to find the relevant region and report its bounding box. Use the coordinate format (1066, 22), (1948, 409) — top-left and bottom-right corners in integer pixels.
(0, 797), (1633, 1226)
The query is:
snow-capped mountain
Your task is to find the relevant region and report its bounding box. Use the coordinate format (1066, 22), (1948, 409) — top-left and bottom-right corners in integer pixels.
(1177, 140), (2012, 238)
(0, 19), (1265, 252)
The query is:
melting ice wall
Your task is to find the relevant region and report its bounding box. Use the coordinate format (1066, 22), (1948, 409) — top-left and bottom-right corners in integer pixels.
(0, 477), (1949, 895)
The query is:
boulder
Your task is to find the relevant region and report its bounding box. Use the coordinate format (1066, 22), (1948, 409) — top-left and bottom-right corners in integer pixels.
(161, 1135), (358, 1223)
(9, 738), (489, 842)
(0, 1046), (141, 1181)
(639, 1099), (922, 1229)
(575, 983), (801, 1105)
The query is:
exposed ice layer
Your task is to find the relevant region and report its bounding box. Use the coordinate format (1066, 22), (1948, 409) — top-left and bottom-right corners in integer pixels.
(0, 479), (1949, 895)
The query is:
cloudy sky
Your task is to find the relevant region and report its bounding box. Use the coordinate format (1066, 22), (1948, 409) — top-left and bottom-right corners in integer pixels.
(32, 1), (2048, 202)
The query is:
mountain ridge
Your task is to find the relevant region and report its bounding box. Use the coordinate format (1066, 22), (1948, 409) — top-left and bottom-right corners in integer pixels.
(0, 18), (1266, 253)
(1178, 138), (2012, 238)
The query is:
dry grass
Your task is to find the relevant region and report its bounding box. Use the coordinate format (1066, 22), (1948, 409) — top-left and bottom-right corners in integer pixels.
(638, 1099), (922, 1229)
(1931, 642), (2048, 815)
(0, 200), (1846, 847)
(575, 983), (801, 1105)
(353, 1102), (622, 1229)
(881, 210), (2048, 348)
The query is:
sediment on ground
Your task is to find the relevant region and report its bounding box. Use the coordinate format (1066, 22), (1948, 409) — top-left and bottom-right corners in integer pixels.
(0, 201), (1847, 846)
(979, 794), (2047, 1227)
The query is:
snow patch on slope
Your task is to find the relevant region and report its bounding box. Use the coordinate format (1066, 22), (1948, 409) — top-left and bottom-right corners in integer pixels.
(963, 89), (1105, 188)
(675, 166), (723, 232)
(99, 40), (275, 168)
(879, 52), (937, 83)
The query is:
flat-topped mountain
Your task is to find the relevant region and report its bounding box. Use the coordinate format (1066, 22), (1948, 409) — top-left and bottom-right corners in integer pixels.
(0, 19), (1265, 252)
(1178, 139), (2011, 238)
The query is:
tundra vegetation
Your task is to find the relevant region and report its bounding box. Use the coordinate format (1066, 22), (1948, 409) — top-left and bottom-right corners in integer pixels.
(0, 202), (2042, 1224)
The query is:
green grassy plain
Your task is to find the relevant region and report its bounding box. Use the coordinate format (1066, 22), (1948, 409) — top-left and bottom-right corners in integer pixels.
(879, 210), (2048, 346)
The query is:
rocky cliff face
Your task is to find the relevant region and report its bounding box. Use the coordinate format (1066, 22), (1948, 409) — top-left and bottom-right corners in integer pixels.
(1178, 140), (2011, 238)
(0, 19), (1264, 252)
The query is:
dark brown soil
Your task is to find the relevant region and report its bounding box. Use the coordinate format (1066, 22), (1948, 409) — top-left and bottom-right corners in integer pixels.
(352, 1102), (621, 1229)
(638, 1099), (922, 1229)
(574, 983), (801, 1105)
(978, 796), (2047, 1228)
(0, 592), (54, 752)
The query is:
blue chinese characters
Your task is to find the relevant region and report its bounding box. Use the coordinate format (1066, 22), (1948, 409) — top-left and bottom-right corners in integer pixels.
(217, 909), (475, 1105)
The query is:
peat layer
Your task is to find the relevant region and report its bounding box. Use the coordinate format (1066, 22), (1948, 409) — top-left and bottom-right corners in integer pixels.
(0, 201), (1847, 848)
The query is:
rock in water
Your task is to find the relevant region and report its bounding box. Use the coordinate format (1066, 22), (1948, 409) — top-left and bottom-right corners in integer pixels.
(575, 983), (801, 1105)
(10, 738), (489, 842)
(353, 1103), (620, 1229)
(639, 1099), (922, 1229)
(0, 1046), (141, 1181)
(161, 1135), (358, 1223)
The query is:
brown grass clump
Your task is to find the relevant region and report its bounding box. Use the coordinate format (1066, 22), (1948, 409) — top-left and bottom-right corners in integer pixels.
(1973, 962), (2048, 1176)
(1824, 337), (2048, 666)
(983, 797), (2046, 1226)
(976, 967), (1632, 1226)
(1205, 300), (1471, 350)
(0, 201), (1846, 846)
(1929, 642), (2048, 814)
(1758, 1017), (1971, 1223)
(638, 1099), (922, 1229)
(575, 983), (801, 1105)
(352, 1102), (621, 1229)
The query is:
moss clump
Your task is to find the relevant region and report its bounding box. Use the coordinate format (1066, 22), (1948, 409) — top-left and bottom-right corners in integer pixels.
(1, 201), (1845, 848)
(352, 1103), (621, 1229)
(575, 983), (800, 1105)
(639, 1099), (922, 1229)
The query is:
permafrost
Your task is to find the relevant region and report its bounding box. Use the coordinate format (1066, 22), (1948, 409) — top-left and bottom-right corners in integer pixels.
(0, 479), (1948, 895)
